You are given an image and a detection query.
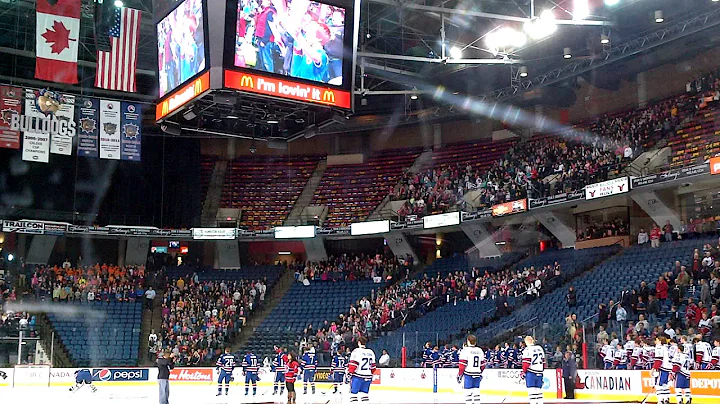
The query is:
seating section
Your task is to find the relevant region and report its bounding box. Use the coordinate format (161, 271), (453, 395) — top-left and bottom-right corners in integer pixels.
(473, 239), (710, 346)
(220, 156), (321, 229)
(166, 265), (285, 284)
(312, 148), (422, 227)
(430, 139), (515, 175)
(667, 108), (720, 169)
(47, 301), (141, 366)
(244, 280), (378, 358)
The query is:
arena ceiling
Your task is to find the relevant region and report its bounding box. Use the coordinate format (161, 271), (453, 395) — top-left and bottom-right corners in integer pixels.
(0, 0), (719, 140)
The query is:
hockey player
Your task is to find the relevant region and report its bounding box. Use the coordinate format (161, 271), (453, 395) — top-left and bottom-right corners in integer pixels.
(624, 335), (635, 362)
(451, 345), (460, 368)
(694, 336), (712, 369)
(285, 352), (300, 404)
(613, 343), (628, 370)
(457, 334), (486, 404)
(70, 368), (96, 393)
(488, 345), (499, 369)
(300, 346), (317, 394)
(430, 346), (442, 368)
(631, 339), (643, 370)
(507, 343), (518, 369)
(331, 350), (347, 394)
(499, 343), (509, 369)
(242, 350), (260, 396)
(672, 344), (692, 404)
(422, 342), (433, 367)
(653, 335), (672, 404)
(521, 336), (545, 404)
(599, 339), (615, 369)
(272, 346), (288, 395)
(711, 337), (720, 369)
(215, 347), (237, 396)
(347, 336), (376, 403)
(441, 344), (453, 367)
(680, 336), (694, 366)
(643, 338), (656, 370)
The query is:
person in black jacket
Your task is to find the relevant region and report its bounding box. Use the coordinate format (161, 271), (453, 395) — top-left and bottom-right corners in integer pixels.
(157, 350), (175, 404)
(561, 351), (577, 399)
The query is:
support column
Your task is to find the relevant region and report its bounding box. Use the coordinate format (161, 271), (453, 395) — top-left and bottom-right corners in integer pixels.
(387, 232), (419, 264)
(637, 72), (648, 108)
(460, 222), (502, 258)
(303, 237), (328, 262)
(631, 191), (681, 230)
(433, 124), (442, 149)
(118, 239), (127, 267)
(215, 240), (241, 269)
(533, 211), (577, 249)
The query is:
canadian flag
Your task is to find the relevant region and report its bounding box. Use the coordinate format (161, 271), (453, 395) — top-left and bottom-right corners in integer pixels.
(35, 0), (80, 84)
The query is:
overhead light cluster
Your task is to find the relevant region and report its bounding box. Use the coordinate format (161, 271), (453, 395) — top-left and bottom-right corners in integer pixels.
(485, 26), (527, 55)
(449, 46), (463, 60)
(573, 0), (590, 20)
(524, 9), (557, 40)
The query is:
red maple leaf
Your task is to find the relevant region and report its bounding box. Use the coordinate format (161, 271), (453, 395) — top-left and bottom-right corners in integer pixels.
(41, 20), (73, 55)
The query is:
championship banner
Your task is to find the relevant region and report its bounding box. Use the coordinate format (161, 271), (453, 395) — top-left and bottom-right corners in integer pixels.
(120, 102), (141, 161)
(21, 89), (51, 163)
(99, 100), (121, 159)
(49, 93), (75, 155)
(0, 85), (22, 149)
(76, 97), (99, 157)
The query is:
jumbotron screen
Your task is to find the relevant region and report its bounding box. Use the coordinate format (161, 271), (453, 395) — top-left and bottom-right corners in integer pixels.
(234, 0), (346, 86)
(156, 0), (207, 98)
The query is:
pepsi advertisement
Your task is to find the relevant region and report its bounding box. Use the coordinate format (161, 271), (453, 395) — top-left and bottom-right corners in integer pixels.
(92, 368), (149, 382)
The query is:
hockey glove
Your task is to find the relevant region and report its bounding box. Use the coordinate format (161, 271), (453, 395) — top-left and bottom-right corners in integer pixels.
(456, 374), (463, 384)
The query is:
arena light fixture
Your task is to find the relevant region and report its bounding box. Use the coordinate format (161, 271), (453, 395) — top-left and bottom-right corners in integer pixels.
(604, 0), (620, 5)
(519, 66), (528, 77)
(655, 10), (664, 23)
(600, 33), (610, 44)
(563, 47), (572, 59)
(573, 0), (590, 20)
(524, 10), (557, 40)
(114, 0), (124, 7)
(410, 94), (419, 100)
(485, 27), (527, 54)
(7, 253), (13, 262)
(449, 46), (462, 60)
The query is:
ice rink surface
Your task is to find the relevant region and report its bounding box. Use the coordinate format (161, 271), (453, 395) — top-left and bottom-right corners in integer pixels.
(1, 385), (635, 404)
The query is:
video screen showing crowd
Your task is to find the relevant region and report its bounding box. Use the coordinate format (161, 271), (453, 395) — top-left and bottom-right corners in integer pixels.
(235, 0), (345, 85)
(156, 0), (207, 98)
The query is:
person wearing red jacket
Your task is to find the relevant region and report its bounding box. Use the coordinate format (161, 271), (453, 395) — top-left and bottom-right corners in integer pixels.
(656, 276), (669, 310)
(285, 352), (300, 404)
(650, 224), (662, 248)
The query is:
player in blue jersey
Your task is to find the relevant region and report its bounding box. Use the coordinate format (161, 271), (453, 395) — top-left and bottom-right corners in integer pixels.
(272, 346), (288, 395)
(422, 342), (433, 367)
(451, 345), (460, 367)
(507, 344), (518, 369)
(430, 346), (441, 368)
(331, 350), (347, 394)
(499, 343), (509, 369)
(70, 368), (96, 393)
(300, 346), (317, 394)
(215, 347), (237, 396)
(242, 350), (260, 396)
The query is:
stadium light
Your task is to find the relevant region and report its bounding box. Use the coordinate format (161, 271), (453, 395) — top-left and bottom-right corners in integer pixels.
(410, 94), (419, 100)
(524, 10), (557, 40)
(486, 27), (527, 54)
(519, 66), (528, 77)
(114, 0), (124, 7)
(449, 46), (462, 60)
(563, 47), (572, 59)
(573, 0), (590, 20)
(7, 253), (13, 262)
(604, 0), (620, 5)
(655, 10), (664, 23)
(600, 33), (610, 44)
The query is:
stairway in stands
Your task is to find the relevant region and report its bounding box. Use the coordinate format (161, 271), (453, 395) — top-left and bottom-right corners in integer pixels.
(200, 159), (229, 226)
(284, 159), (328, 225)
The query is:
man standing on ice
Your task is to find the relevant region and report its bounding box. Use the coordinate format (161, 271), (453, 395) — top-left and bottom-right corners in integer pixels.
(347, 336), (376, 403)
(457, 334), (486, 404)
(521, 336), (545, 404)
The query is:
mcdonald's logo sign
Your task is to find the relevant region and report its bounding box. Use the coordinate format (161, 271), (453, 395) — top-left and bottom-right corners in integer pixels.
(156, 72), (210, 121)
(240, 76), (254, 89)
(322, 90), (335, 104)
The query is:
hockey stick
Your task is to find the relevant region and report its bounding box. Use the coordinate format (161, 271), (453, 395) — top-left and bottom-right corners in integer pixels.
(639, 391), (653, 404)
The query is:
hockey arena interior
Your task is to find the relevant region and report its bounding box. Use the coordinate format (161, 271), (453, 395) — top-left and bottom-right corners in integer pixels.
(3, 0), (720, 403)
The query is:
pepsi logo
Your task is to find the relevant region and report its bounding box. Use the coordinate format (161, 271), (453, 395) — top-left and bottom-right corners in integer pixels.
(96, 368), (112, 381)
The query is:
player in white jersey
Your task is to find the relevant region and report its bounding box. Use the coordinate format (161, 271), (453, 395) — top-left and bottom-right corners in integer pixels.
(712, 337), (720, 369)
(624, 335), (635, 358)
(599, 340), (615, 369)
(680, 336), (694, 365)
(457, 334), (486, 404)
(347, 336), (376, 403)
(668, 340), (679, 363)
(694, 336), (712, 369)
(521, 336), (545, 404)
(672, 344), (693, 404)
(631, 343), (643, 370)
(613, 346), (628, 369)
(653, 336), (673, 404)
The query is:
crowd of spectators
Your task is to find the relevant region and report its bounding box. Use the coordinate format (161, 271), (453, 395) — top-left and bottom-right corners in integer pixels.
(158, 276), (268, 366)
(577, 217), (629, 241)
(299, 261), (564, 358)
(293, 253), (409, 284)
(29, 261), (148, 303)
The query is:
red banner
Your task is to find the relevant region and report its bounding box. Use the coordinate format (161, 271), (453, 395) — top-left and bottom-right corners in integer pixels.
(491, 199), (528, 217)
(0, 85), (22, 149)
(224, 70), (351, 109)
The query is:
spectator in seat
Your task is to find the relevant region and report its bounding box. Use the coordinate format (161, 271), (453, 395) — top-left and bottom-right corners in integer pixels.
(646, 295), (659, 325)
(637, 228), (649, 245)
(567, 287), (577, 308)
(656, 275), (669, 310)
(596, 325), (609, 344)
(663, 221), (674, 242)
(616, 304), (627, 328)
(650, 224), (662, 248)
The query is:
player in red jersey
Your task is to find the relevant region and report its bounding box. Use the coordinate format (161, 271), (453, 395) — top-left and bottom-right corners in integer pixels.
(285, 352), (300, 404)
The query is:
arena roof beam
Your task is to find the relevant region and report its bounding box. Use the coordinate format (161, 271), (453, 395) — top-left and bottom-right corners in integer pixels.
(358, 52), (523, 64)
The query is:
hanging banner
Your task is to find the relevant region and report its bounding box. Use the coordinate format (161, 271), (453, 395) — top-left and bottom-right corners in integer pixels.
(21, 89), (51, 163)
(0, 85), (22, 149)
(76, 97), (99, 157)
(120, 102), (141, 161)
(49, 93), (75, 155)
(99, 99), (121, 159)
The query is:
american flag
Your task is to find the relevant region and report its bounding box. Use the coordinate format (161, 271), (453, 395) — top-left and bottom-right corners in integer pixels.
(95, 7), (141, 92)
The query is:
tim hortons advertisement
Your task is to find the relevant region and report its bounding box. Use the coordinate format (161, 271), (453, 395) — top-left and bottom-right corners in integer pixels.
(224, 70), (351, 109)
(169, 368), (213, 382)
